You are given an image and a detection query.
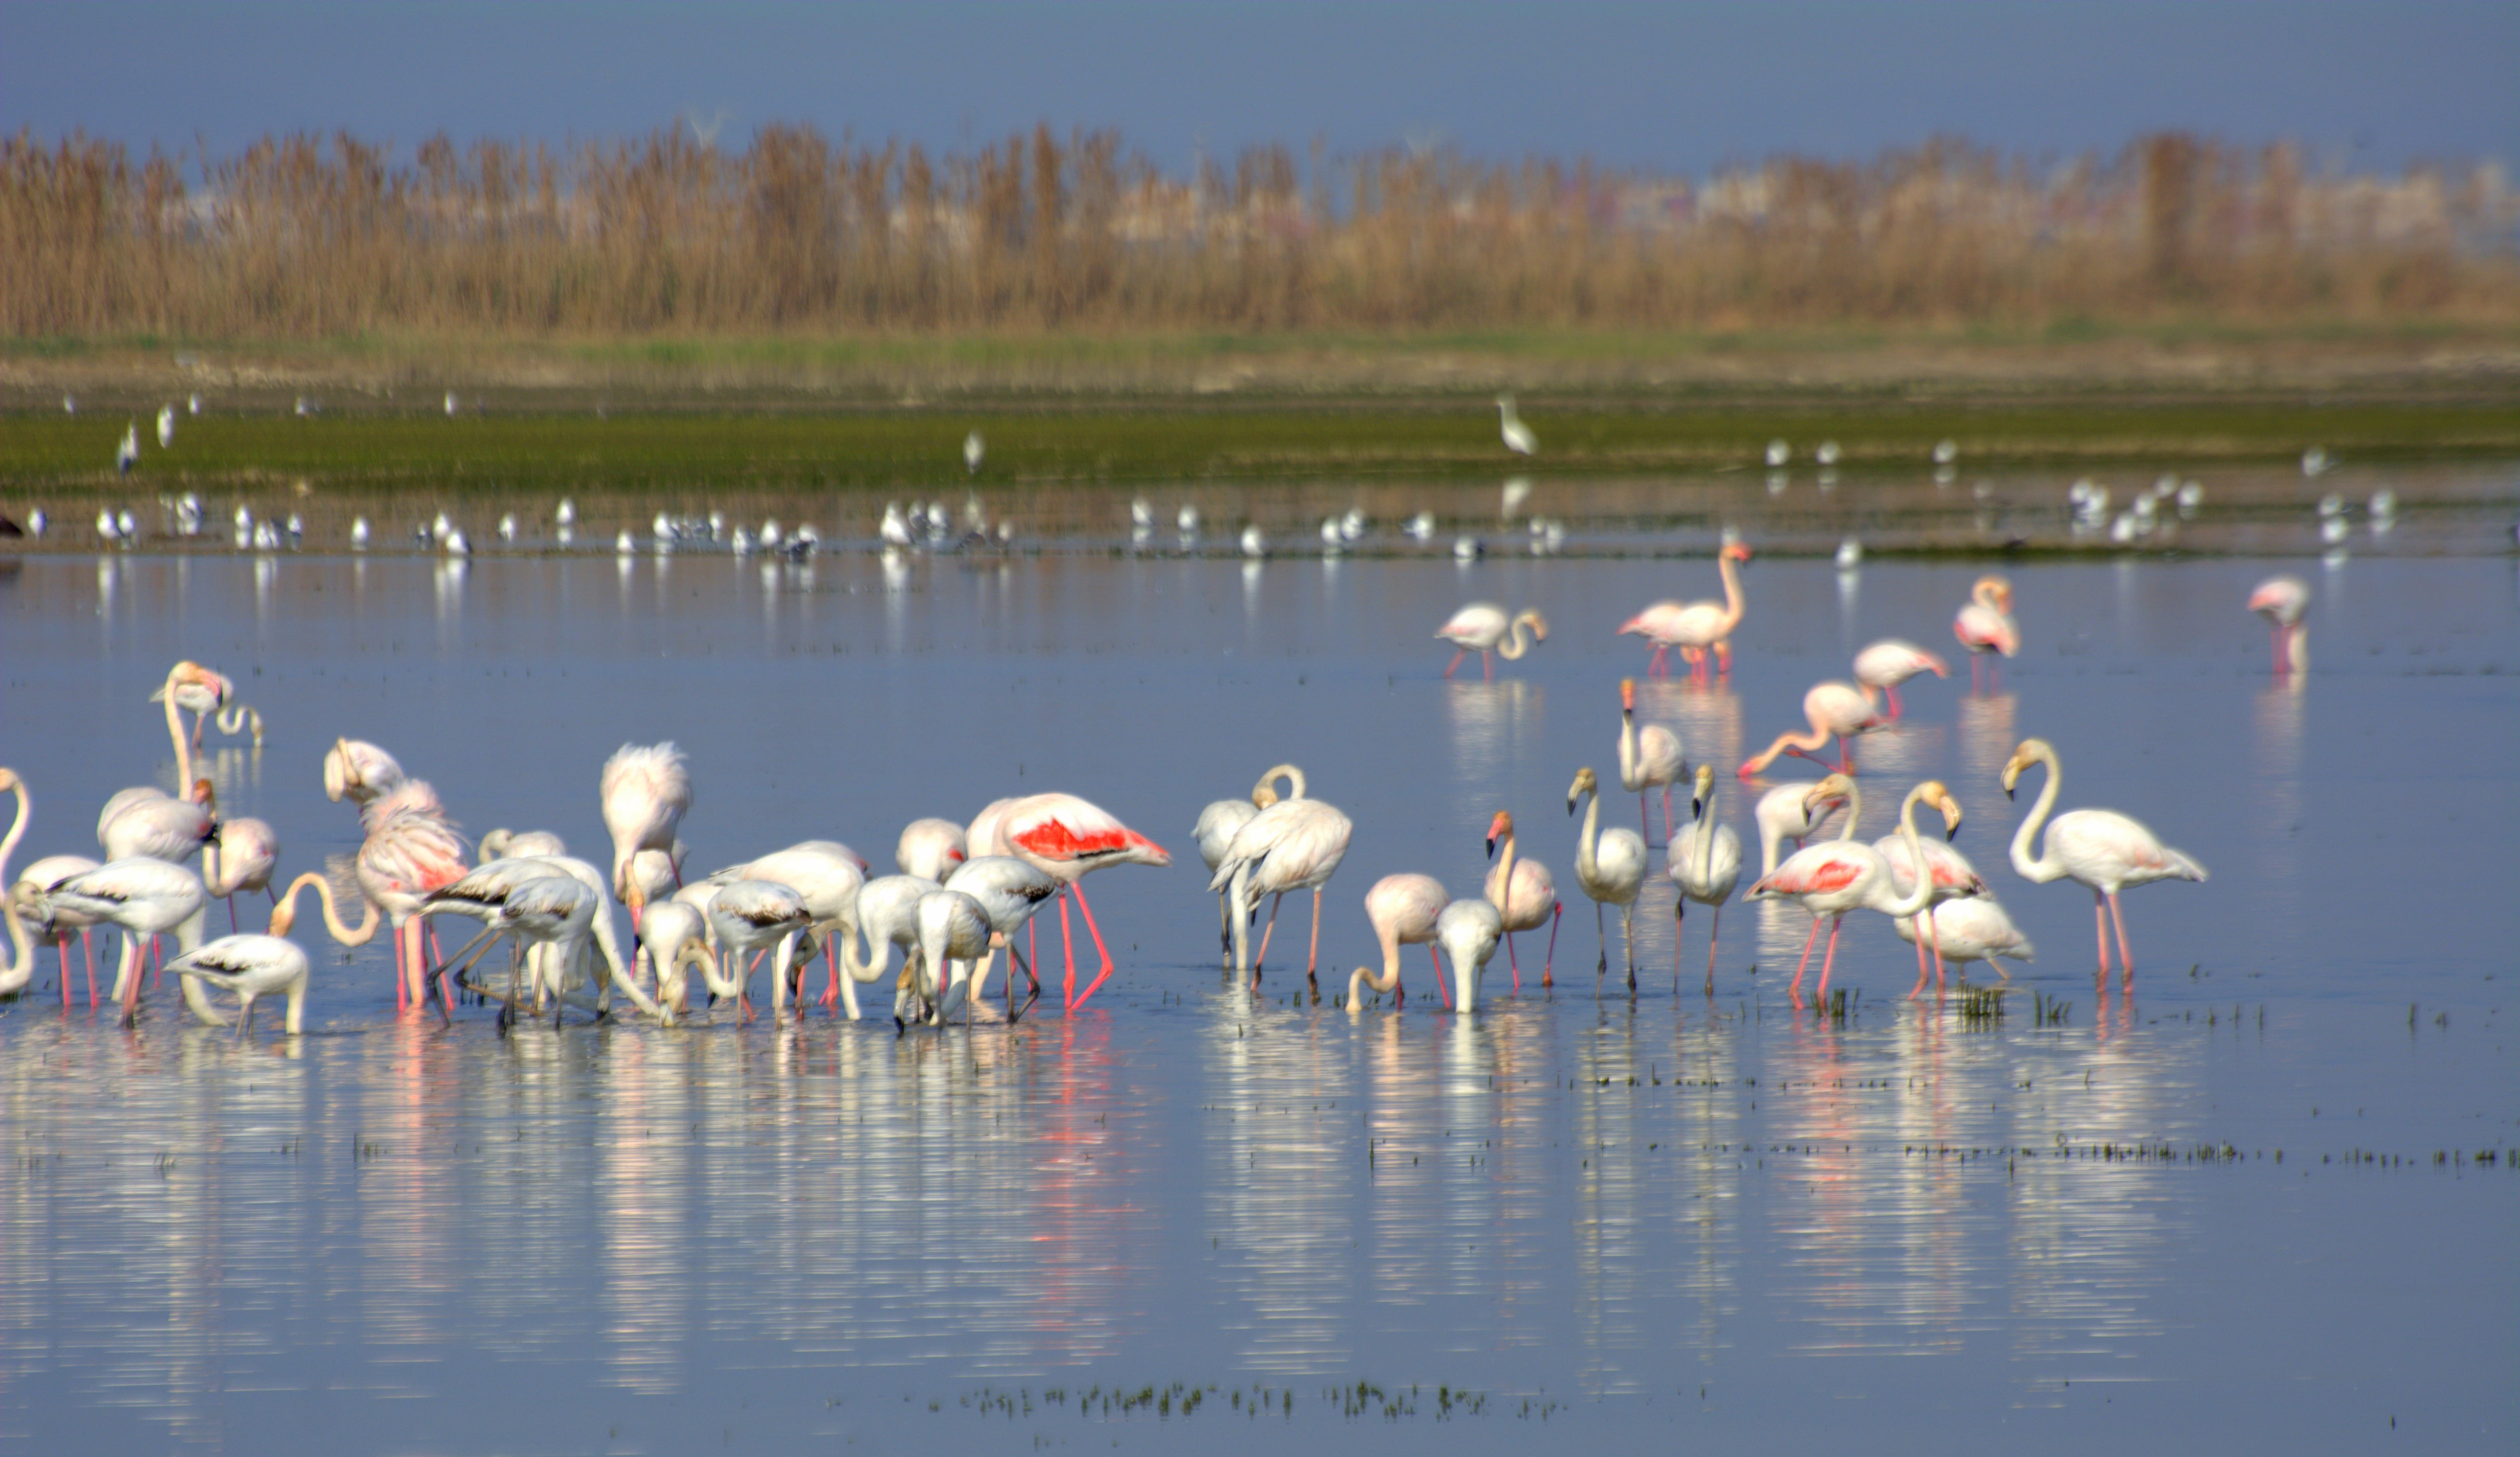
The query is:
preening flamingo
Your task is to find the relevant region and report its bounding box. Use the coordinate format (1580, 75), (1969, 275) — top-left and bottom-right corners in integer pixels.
(1616, 678), (1685, 843)
(896, 817), (969, 881)
(1954, 575), (2019, 691)
(1208, 776), (1352, 988)
(164, 935), (311, 1039)
(1567, 767), (1647, 990)
(13, 852), (102, 1007)
(1496, 395), (1537, 456)
(1618, 540), (1750, 680)
(1435, 898), (1505, 1013)
(1346, 873), (1448, 1009)
(324, 739), (407, 807)
(1893, 896), (2033, 993)
(601, 742), (690, 919)
(1853, 639), (1950, 721)
(1669, 764), (1743, 995)
(1482, 810), (1560, 991)
(1754, 774), (1854, 877)
(1194, 765), (1291, 951)
(975, 793), (1168, 1011)
(707, 879), (815, 1021)
(2248, 575), (2310, 677)
(1739, 682), (1881, 778)
(2000, 737), (2207, 985)
(204, 817), (279, 931)
(354, 781), (469, 1012)
(1437, 604), (1548, 681)
(98, 778), (217, 864)
(1745, 777), (1944, 1005)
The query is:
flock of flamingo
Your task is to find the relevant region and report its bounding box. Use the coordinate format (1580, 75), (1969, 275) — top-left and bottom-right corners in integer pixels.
(0, 549), (2308, 1041)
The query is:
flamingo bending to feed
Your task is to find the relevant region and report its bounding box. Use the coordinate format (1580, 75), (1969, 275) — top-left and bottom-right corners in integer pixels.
(707, 842), (863, 1010)
(896, 817), (968, 881)
(1893, 897), (2034, 991)
(1954, 575), (2018, 692)
(268, 870), (381, 948)
(164, 935), (311, 1039)
(601, 742), (690, 922)
(1744, 777), (1946, 1004)
(2000, 738), (2206, 985)
(1435, 898), (1505, 1013)
(1853, 640), (1950, 722)
(13, 852), (103, 1007)
(1496, 395), (1537, 456)
(972, 793), (1169, 1011)
(1669, 764), (1743, 995)
(479, 828), (568, 861)
(1437, 604), (1548, 681)
(633, 900), (714, 1012)
(1618, 540), (1750, 680)
(707, 879), (815, 1021)
(1568, 767), (1647, 990)
(1873, 790), (1987, 995)
(2248, 575), (2310, 677)
(943, 856), (1059, 1019)
(1194, 766), (1292, 952)
(1482, 810), (1560, 992)
(425, 857), (664, 1023)
(1347, 873), (1448, 1009)
(1754, 775), (1855, 877)
(839, 873), (936, 1022)
(43, 857), (223, 1026)
(324, 739), (407, 807)
(1615, 679), (1685, 843)
(1739, 682), (1882, 778)
(905, 888), (995, 1026)
(205, 817), (279, 931)
(355, 781), (469, 1012)
(1209, 776), (1352, 988)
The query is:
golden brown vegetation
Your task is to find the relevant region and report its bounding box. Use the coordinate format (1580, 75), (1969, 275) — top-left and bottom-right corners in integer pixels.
(3, 125), (2513, 339)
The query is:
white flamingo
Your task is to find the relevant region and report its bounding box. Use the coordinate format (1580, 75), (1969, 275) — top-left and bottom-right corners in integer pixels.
(479, 828), (568, 861)
(43, 857), (222, 1026)
(1436, 603), (1548, 681)
(1874, 787), (1987, 994)
(1618, 540), (1751, 680)
(1745, 778), (1946, 1006)
(323, 739), (407, 807)
(1567, 767), (1648, 990)
(1208, 774), (1353, 988)
(1669, 764), (1743, 995)
(707, 879), (815, 1021)
(354, 780), (469, 1012)
(1615, 678), (1686, 843)
(2001, 737), (2206, 985)
(1193, 765), (1293, 952)
(1738, 681), (1881, 777)
(1954, 575), (2019, 692)
(707, 841), (863, 1009)
(1346, 873), (1448, 1010)
(2248, 575), (2310, 677)
(943, 856), (1059, 1017)
(1753, 774), (1853, 876)
(1435, 899), (1505, 1012)
(895, 817), (969, 881)
(601, 742), (690, 920)
(204, 817), (280, 930)
(13, 852), (103, 1007)
(1893, 897), (2034, 989)
(1852, 639), (1950, 721)
(1481, 810), (1560, 992)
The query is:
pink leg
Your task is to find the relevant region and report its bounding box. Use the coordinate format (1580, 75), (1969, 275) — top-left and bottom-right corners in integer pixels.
(1813, 917), (1844, 998)
(1442, 648), (1467, 679)
(83, 931), (97, 1009)
(1648, 645), (1668, 678)
(1066, 878), (1120, 1010)
(59, 942), (73, 1009)
(1788, 916), (1823, 997)
(2106, 892), (2136, 985)
(1430, 944), (1452, 1009)
(1057, 892), (1077, 1008)
(1252, 892), (1283, 979)
(1661, 787), (1674, 846)
(1885, 684), (1904, 721)
(1540, 902), (1560, 988)
(1482, 650), (1495, 682)
(1715, 642), (1732, 679)
(227, 896), (240, 934)
(1705, 903), (1722, 995)
(1505, 930), (1521, 993)
(823, 935), (841, 1010)
(1910, 919), (1933, 997)
(1928, 907), (1949, 987)
(1305, 888), (1324, 989)
(2093, 892), (2113, 980)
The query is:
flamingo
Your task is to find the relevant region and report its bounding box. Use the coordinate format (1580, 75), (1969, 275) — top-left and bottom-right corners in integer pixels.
(1568, 767), (1648, 991)
(1193, 766), (1289, 953)
(1496, 395), (1537, 456)
(1618, 540), (1751, 680)
(1209, 779), (1353, 989)
(706, 879), (815, 1021)
(707, 842), (863, 1010)
(424, 866), (595, 1024)
(479, 828), (568, 860)
(601, 742), (690, 920)
(355, 780), (469, 1011)
(1436, 604), (1548, 681)
(1874, 787), (1987, 994)
(1346, 873), (1448, 1010)
(204, 817), (280, 931)
(2248, 575), (2310, 677)
(974, 793), (1169, 1011)
(1753, 775), (1854, 877)
(905, 888), (995, 1025)
(1615, 678), (1686, 843)
(1954, 575), (2019, 692)
(13, 852), (103, 1007)
(896, 817), (969, 881)
(98, 778), (217, 864)
(1669, 764), (1743, 995)
(267, 870), (381, 949)
(1482, 810), (1560, 992)
(942, 855), (1059, 1018)
(2000, 738), (2207, 985)
(632, 900), (713, 1012)
(1853, 639), (1950, 722)
(1894, 896), (2034, 991)
(1739, 682), (1882, 778)
(323, 739), (407, 807)
(0, 769), (37, 998)
(43, 857), (222, 1026)
(1745, 778), (1947, 1005)
(163, 935), (311, 1040)
(833, 873), (934, 1021)
(1435, 898), (1505, 1012)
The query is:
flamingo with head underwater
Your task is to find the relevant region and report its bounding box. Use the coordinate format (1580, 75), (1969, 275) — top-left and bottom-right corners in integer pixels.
(1346, 873), (1450, 1010)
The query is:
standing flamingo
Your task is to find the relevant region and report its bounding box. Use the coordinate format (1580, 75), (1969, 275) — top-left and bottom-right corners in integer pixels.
(1436, 604), (1548, 681)
(1496, 395), (1537, 456)
(1669, 764), (1743, 995)
(98, 778), (217, 864)
(633, 900), (713, 1012)
(43, 857), (222, 1026)
(425, 856), (663, 1023)
(1435, 899), (1505, 1013)
(1874, 787), (1986, 994)
(1482, 810), (1560, 992)
(707, 841), (863, 1010)
(1209, 778), (1352, 989)
(602, 743), (690, 921)
(1894, 896), (2034, 991)
(1194, 766), (1291, 952)
(707, 879), (815, 1021)
(164, 936), (312, 1040)
(974, 793), (1170, 1011)
(1745, 778), (1946, 1005)
(2000, 737), (2207, 985)
(906, 888), (995, 1026)
(1954, 575), (2019, 692)
(204, 817), (280, 931)
(1346, 873), (1448, 1009)
(1753, 774), (1854, 876)
(1739, 682), (1882, 778)
(943, 855), (1059, 1018)
(0, 769), (36, 998)
(1615, 679), (1685, 843)
(13, 852), (103, 1007)
(355, 780), (469, 1012)
(895, 817), (969, 881)
(2248, 575), (2310, 677)
(1568, 768), (1648, 990)
(1853, 640), (1950, 721)
(838, 873), (937, 1021)
(1618, 540), (1750, 680)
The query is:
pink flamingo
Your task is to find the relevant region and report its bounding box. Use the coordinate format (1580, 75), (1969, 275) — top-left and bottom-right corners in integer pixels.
(1208, 786), (1353, 990)
(1873, 791), (1987, 994)
(1954, 575), (2018, 692)
(13, 853), (102, 1007)
(2248, 575), (2309, 677)
(972, 793), (1170, 1011)
(204, 817), (280, 931)
(1738, 682), (1881, 778)
(2001, 737), (2207, 986)
(1853, 639), (1950, 722)
(1744, 778), (1944, 1005)
(1346, 873), (1450, 1009)
(1618, 540), (1750, 680)
(1436, 603), (1548, 681)
(355, 780), (469, 1011)
(1616, 678), (1685, 843)
(1482, 810), (1560, 992)
(602, 743), (690, 924)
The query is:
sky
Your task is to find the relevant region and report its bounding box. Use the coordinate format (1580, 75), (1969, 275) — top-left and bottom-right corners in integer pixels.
(4, 2), (2512, 176)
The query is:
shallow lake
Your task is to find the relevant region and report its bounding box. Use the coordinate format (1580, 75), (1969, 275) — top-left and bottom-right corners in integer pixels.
(1, 488), (2514, 1453)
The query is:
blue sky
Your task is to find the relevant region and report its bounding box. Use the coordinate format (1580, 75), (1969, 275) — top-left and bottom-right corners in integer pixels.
(5, 3), (2511, 174)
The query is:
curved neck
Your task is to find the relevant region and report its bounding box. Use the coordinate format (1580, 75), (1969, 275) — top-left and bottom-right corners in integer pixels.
(2008, 750), (2066, 882)
(278, 872), (381, 944)
(1498, 616), (1534, 660)
(1715, 552), (1746, 629)
(1255, 764), (1306, 802)
(1837, 780), (1863, 840)
(1887, 788), (1936, 917)
(164, 686), (194, 789)
(1354, 915), (1404, 999)
(1697, 787), (1720, 882)
(1491, 827), (1520, 907)
(0, 782), (30, 985)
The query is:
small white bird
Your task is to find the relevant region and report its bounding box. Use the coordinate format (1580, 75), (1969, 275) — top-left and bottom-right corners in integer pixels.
(1496, 395), (1537, 456)
(1240, 524), (1268, 558)
(350, 516), (370, 550)
(1129, 497), (1154, 529)
(964, 430), (985, 474)
(1453, 534), (1481, 561)
(431, 511), (451, 542)
(1405, 511), (1436, 542)
(445, 390), (460, 416)
(117, 509), (137, 540)
(615, 529), (637, 555)
(1835, 537), (1863, 571)
(1932, 439), (1959, 465)
(187, 393), (201, 415)
(116, 426), (140, 474)
(498, 513), (518, 542)
(2301, 446), (2330, 477)
(1177, 503), (1201, 537)
(2367, 489), (2397, 519)
(1500, 476), (1533, 518)
(880, 502), (915, 548)
(96, 510), (121, 543)
(1815, 441), (1841, 466)
(730, 527), (753, 555)
(555, 498), (577, 527)
(157, 406), (176, 449)
(444, 529), (470, 557)
(24, 509), (43, 537)
(1765, 439), (1790, 468)
(1340, 508), (1366, 542)
(294, 396), (313, 417)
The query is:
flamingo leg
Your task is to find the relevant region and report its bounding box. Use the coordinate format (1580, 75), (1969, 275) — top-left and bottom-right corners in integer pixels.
(1065, 878), (1119, 1010)
(1673, 896), (1687, 993)
(2092, 892), (2113, 979)
(1909, 919), (1933, 998)
(1714, 642), (1732, 678)
(1621, 903), (1636, 992)
(84, 930), (98, 1009)
(1305, 888), (1324, 991)
(1594, 899), (1609, 986)
(1252, 892), (1283, 978)
(1928, 906), (1949, 987)
(1505, 930), (1521, 993)
(1217, 892), (1234, 954)
(1647, 644), (1668, 678)
(1639, 795), (1653, 847)
(1442, 648), (1467, 679)
(822, 934), (842, 1010)
(1813, 916), (1844, 999)
(1482, 650), (1495, 682)
(1661, 787), (1675, 846)
(1429, 944), (1452, 1009)
(1705, 903), (1722, 997)
(1057, 892), (1077, 1009)
(227, 896), (239, 934)
(59, 941), (74, 1010)
(1540, 902), (1560, 989)
(1788, 916), (1824, 998)
(2106, 892), (2136, 985)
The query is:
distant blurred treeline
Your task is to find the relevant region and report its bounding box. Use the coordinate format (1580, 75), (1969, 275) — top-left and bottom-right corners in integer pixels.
(4, 125), (2514, 337)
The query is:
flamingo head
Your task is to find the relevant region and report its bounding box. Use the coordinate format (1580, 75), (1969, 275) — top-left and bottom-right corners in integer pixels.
(164, 660), (233, 709)
(1566, 766), (1597, 813)
(1806, 773), (1855, 818)
(190, 777), (217, 812)
(1485, 810), (1513, 859)
(1974, 574), (2013, 612)
(1619, 678), (1636, 711)
(1615, 616), (1647, 638)
(1999, 739), (2051, 798)
(1690, 762), (1715, 815)
(1520, 610), (1550, 642)
(1916, 780), (1963, 841)
(1723, 540), (1753, 564)
(0, 767), (17, 795)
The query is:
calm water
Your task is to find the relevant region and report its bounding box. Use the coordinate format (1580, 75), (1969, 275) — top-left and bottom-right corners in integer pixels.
(1, 513), (2514, 1454)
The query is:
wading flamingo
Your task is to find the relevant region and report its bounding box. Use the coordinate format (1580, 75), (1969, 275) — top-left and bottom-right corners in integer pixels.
(943, 855), (1059, 1018)
(2248, 575), (2310, 677)
(44, 857), (222, 1026)
(707, 842), (863, 1010)
(1616, 679), (1685, 843)
(602, 743), (690, 921)
(1436, 899), (1505, 1012)
(1482, 810), (1560, 992)
(633, 900), (712, 1012)
(425, 856), (663, 1023)
(1954, 576), (2019, 691)
(204, 817), (279, 931)
(1618, 540), (1750, 680)
(707, 879), (815, 1021)
(973, 793), (1169, 1011)
(1194, 766), (1291, 952)
(164, 935), (311, 1040)
(324, 739), (407, 807)
(355, 781), (468, 1012)
(1754, 774), (1854, 877)
(1209, 776), (1352, 989)
(1874, 787), (1986, 994)
(98, 778), (217, 864)
(1853, 639), (1950, 722)
(1568, 767), (1647, 990)
(1893, 896), (2034, 991)
(1437, 604), (1549, 681)
(896, 817), (969, 881)
(13, 852), (103, 1007)
(841, 873), (936, 1022)
(1346, 873), (1448, 1009)
(2000, 737), (2206, 985)
(1669, 764), (1743, 995)
(1745, 778), (1946, 1005)
(1739, 682), (1881, 778)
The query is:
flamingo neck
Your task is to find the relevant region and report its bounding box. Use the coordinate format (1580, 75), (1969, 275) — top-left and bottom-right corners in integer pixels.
(1497, 616), (1532, 661)
(1716, 551), (1746, 630)
(2008, 748), (2066, 883)
(1698, 789), (1720, 884)
(164, 688), (194, 790)
(1838, 780), (1863, 840)
(1574, 788), (1600, 881)
(1886, 788), (1936, 918)
(1617, 710), (1637, 785)
(1493, 829), (1519, 910)
(0, 782), (30, 986)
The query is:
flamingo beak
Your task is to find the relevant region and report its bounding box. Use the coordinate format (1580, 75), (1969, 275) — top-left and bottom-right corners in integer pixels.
(1485, 836), (1498, 861)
